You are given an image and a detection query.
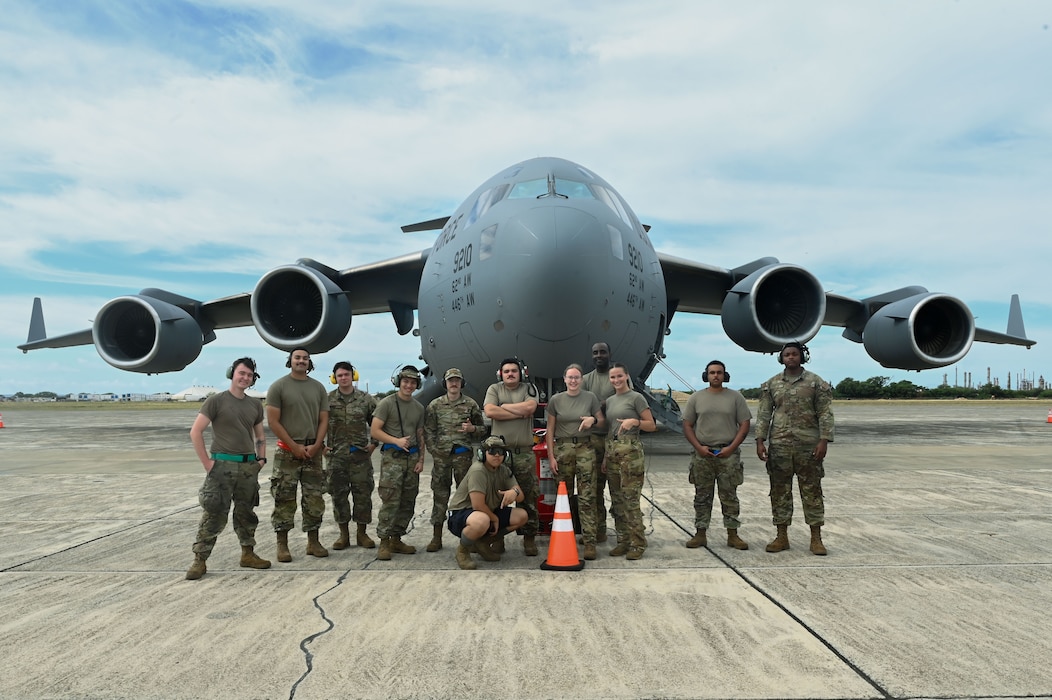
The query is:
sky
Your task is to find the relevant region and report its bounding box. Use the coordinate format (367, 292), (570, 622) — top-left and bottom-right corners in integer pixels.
(2, 1), (1050, 397)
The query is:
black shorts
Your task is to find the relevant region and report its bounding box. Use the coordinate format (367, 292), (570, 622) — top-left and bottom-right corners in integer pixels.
(447, 506), (513, 536)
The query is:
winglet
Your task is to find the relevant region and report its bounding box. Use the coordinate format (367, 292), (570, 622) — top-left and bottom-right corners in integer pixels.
(1006, 294), (1027, 339)
(26, 297), (46, 345)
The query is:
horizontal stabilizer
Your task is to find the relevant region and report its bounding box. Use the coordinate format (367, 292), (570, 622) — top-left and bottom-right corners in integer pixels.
(401, 217), (450, 233)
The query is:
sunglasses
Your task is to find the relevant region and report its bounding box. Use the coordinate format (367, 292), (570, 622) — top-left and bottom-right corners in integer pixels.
(486, 447), (507, 456)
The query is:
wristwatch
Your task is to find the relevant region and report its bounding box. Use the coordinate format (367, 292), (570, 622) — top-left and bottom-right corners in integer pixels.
(256, 456), (267, 464)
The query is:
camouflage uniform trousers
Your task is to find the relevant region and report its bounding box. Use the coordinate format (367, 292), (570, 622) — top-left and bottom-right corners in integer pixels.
(429, 451), (473, 526)
(689, 450), (744, 531)
(553, 439), (598, 546)
(507, 449), (540, 537)
(326, 448), (375, 526)
(605, 436), (647, 552)
(765, 440), (825, 527)
(193, 460), (262, 557)
(377, 449), (421, 539)
(590, 434), (611, 538)
(270, 450), (326, 533)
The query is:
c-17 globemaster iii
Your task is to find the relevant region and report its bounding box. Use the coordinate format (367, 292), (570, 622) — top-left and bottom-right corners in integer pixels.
(19, 156), (1034, 416)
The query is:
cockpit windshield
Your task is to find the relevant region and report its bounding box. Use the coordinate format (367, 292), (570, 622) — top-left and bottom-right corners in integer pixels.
(507, 177), (597, 201)
(502, 173), (640, 232)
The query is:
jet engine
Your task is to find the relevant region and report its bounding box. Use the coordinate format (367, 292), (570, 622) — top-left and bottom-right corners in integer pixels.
(251, 262), (351, 352)
(721, 264), (826, 352)
(92, 295), (204, 372)
(862, 293), (974, 369)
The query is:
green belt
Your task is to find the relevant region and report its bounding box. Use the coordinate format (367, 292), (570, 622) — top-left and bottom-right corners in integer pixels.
(212, 453), (256, 462)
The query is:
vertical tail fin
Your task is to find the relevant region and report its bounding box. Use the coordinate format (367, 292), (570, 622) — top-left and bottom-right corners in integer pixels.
(26, 297), (46, 344)
(1006, 294), (1027, 339)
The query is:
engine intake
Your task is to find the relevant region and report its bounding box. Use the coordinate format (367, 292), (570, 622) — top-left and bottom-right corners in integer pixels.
(721, 264), (826, 352)
(251, 263), (351, 352)
(863, 293), (974, 369)
(92, 296), (203, 372)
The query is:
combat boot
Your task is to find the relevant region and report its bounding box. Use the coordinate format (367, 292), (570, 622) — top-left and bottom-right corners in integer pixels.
(240, 546), (271, 569)
(306, 529), (329, 557)
(473, 534), (502, 562)
(389, 537), (417, 555)
(523, 535), (539, 557)
(276, 530), (292, 563)
(185, 554), (207, 580)
(455, 544), (477, 570)
(356, 523), (376, 548)
(492, 536), (506, 553)
(809, 525), (827, 556)
(609, 542), (629, 557)
(582, 544), (597, 561)
(377, 537), (392, 560)
(332, 523), (351, 550)
(726, 529), (749, 550)
(426, 524), (444, 552)
(766, 524), (790, 553)
(685, 529), (707, 548)
(626, 548), (644, 561)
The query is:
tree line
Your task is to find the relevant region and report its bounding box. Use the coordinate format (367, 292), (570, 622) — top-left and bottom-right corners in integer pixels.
(738, 376), (1052, 400)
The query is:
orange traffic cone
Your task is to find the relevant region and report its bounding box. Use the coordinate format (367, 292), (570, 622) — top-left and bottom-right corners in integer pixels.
(1047, 409), (1052, 424)
(540, 481), (584, 571)
(0, 413), (4, 428)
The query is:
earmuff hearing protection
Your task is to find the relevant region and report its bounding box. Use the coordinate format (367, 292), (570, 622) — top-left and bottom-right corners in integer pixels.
(496, 357), (526, 380)
(330, 362), (359, 384)
(777, 342), (811, 365)
(391, 364), (422, 389)
(227, 357), (260, 386)
(285, 349), (316, 373)
(476, 437), (509, 463)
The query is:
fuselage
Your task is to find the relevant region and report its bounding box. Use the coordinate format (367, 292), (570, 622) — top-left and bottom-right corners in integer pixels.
(417, 157), (667, 403)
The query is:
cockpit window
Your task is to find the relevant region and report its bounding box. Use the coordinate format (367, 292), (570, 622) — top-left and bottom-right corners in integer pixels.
(464, 184), (510, 228)
(508, 178), (549, 199)
(507, 176), (598, 200)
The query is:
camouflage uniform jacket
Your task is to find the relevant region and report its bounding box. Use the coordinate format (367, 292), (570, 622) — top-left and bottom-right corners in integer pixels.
(327, 388), (377, 451)
(755, 369), (835, 444)
(424, 394), (485, 456)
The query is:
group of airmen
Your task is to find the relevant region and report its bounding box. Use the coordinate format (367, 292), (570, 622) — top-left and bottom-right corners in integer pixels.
(184, 339), (834, 579)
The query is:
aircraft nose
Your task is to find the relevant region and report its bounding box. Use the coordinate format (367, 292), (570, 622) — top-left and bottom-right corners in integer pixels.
(498, 204), (608, 340)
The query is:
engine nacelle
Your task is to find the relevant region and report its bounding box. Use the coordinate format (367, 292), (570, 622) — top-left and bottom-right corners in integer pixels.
(863, 293), (974, 369)
(721, 264), (826, 352)
(251, 263), (351, 352)
(92, 295), (204, 372)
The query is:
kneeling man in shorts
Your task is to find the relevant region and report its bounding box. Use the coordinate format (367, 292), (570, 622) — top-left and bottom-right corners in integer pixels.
(446, 435), (526, 570)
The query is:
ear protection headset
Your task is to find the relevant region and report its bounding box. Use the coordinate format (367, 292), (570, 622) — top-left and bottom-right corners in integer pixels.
(476, 435), (509, 463)
(285, 348), (316, 373)
(391, 364), (422, 389)
(496, 357), (538, 397)
(777, 341), (810, 365)
(330, 362), (359, 384)
(705, 360), (730, 383)
(227, 357), (260, 386)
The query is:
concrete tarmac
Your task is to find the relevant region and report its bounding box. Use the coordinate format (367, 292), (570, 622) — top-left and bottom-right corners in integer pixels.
(1, 401), (1051, 699)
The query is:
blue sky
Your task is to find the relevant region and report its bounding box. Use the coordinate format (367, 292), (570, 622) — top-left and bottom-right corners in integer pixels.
(2, 1), (1050, 396)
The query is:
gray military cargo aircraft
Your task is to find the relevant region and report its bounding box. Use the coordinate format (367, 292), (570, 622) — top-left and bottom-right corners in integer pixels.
(19, 156), (1034, 412)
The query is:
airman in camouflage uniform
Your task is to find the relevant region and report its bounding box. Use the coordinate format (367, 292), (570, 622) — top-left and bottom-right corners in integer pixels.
(266, 348), (330, 562)
(423, 368), (485, 552)
(545, 364), (603, 559)
(755, 342), (834, 555)
(484, 358), (541, 556)
(371, 365), (426, 560)
(185, 357), (271, 580)
(602, 363), (657, 560)
(326, 361), (378, 550)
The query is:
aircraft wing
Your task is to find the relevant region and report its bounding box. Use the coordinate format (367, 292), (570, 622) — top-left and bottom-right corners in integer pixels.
(659, 252), (1034, 369)
(19, 249), (431, 372)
